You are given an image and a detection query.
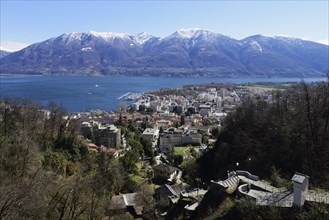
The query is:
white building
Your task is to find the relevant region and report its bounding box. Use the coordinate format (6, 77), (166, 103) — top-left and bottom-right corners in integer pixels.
(159, 131), (202, 152)
(199, 104), (213, 117)
(142, 128), (160, 142)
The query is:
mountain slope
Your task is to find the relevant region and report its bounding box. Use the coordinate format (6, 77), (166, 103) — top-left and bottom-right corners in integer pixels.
(0, 50), (12, 58)
(1, 29), (328, 77)
(239, 35), (329, 77)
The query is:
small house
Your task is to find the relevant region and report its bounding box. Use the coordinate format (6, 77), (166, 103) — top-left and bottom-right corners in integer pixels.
(107, 193), (143, 217)
(153, 163), (178, 182)
(155, 183), (185, 206)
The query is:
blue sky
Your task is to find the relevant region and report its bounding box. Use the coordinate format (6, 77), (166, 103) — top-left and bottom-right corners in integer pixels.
(1, 0), (328, 51)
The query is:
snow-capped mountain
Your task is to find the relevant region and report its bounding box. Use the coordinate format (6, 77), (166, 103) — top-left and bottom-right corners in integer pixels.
(1, 29), (328, 77)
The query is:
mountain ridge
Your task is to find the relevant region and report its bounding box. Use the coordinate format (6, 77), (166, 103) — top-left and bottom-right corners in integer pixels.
(0, 50), (12, 58)
(1, 29), (328, 77)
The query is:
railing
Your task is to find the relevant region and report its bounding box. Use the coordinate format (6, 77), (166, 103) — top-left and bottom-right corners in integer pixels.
(257, 190), (293, 207)
(306, 191), (329, 204)
(257, 197), (293, 207)
(211, 170), (329, 207)
(236, 170), (259, 181)
(237, 184), (251, 197)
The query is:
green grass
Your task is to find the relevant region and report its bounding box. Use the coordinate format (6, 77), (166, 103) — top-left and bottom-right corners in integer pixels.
(279, 83), (293, 87)
(136, 161), (143, 170)
(129, 162), (150, 184)
(239, 85), (279, 91)
(174, 146), (192, 156)
(130, 174), (146, 184)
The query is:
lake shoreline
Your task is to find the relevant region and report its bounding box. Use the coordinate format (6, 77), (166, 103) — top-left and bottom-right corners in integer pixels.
(1, 76), (327, 112)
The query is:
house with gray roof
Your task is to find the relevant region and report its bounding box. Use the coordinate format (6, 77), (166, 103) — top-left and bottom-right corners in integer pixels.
(107, 193), (143, 217)
(155, 183), (185, 207)
(153, 163), (178, 182)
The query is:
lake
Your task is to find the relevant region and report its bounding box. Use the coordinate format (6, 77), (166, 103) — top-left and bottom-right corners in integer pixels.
(0, 76), (326, 112)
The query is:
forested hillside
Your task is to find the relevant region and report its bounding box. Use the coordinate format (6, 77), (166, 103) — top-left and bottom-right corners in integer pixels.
(0, 100), (154, 219)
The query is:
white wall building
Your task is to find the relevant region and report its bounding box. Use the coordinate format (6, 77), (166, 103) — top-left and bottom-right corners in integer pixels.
(142, 128), (160, 142)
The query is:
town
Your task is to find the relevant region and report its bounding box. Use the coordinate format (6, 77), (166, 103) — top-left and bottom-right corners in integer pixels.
(74, 82), (276, 162)
(63, 82), (327, 218)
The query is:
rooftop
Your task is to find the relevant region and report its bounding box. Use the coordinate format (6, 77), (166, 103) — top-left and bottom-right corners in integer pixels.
(98, 124), (118, 131)
(291, 173), (309, 184)
(142, 128), (159, 135)
(154, 163), (177, 173)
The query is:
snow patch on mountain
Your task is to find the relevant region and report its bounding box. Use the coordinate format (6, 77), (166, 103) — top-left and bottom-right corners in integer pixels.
(81, 47), (93, 51)
(89, 31), (131, 41)
(134, 32), (154, 45)
(61, 33), (83, 43)
(176, 28), (203, 38)
(250, 34), (304, 45)
(273, 36), (304, 45)
(85, 31), (156, 45)
(163, 28), (226, 48)
(249, 41), (263, 53)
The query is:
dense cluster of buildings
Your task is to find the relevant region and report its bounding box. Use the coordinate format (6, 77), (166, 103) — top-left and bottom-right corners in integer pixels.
(132, 87), (239, 117)
(75, 84), (276, 153)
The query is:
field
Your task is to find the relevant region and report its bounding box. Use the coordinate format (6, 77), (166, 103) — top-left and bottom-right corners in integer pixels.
(238, 85), (280, 91)
(173, 146), (199, 159)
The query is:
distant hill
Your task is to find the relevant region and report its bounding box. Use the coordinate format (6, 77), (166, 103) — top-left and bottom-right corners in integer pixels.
(0, 50), (12, 58)
(1, 29), (328, 77)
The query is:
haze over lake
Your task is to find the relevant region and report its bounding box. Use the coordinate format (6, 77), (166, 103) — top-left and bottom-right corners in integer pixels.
(0, 76), (326, 112)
